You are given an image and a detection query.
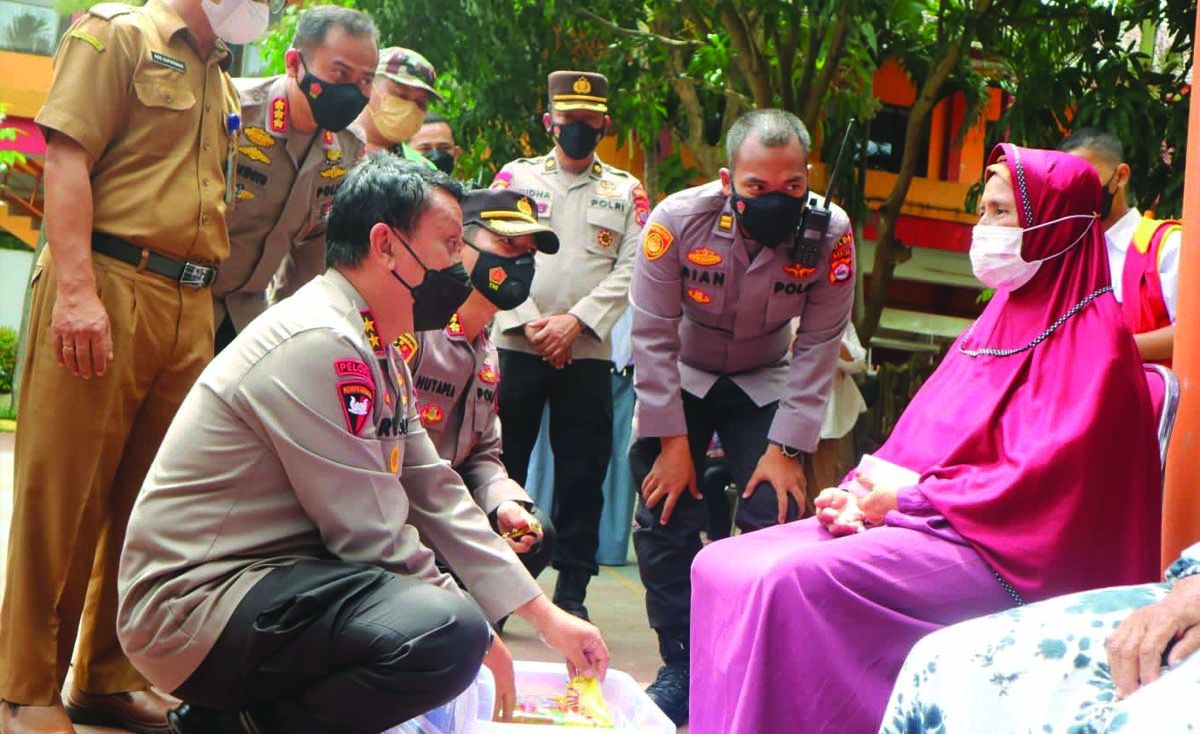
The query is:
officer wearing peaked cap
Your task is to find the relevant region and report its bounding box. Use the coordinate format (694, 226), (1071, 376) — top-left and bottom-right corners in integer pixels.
(489, 70), (650, 622)
(405, 189), (560, 590)
(213, 6), (377, 353)
(628, 108), (855, 725)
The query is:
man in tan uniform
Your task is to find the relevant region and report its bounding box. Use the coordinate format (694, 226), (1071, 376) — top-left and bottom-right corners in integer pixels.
(212, 6), (376, 353)
(407, 189), (561, 587)
(0, 2), (254, 732)
(489, 71), (650, 620)
(118, 157), (608, 734)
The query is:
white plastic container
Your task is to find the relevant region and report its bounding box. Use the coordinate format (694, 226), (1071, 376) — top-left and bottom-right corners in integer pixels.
(384, 660), (675, 734)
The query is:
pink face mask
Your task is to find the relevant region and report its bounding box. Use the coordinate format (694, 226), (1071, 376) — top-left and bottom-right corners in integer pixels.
(969, 214), (1097, 291)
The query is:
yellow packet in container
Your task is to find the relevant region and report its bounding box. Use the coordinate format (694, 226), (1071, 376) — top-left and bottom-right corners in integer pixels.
(511, 676), (615, 727)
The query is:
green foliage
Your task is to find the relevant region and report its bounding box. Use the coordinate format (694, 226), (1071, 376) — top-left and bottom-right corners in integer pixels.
(0, 326), (17, 396)
(0, 104), (28, 170)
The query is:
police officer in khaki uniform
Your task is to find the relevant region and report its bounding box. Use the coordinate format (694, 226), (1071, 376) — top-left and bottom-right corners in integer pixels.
(407, 190), (561, 585)
(212, 6), (376, 353)
(630, 109), (855, 724)
(355, 46), (441, 166)
(117, 157), (608, 734)
(0, 2), (254, 732)
(489, 71), (650, 620)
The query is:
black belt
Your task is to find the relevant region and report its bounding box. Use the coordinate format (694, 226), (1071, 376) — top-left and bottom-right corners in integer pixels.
(91, 233), (218, 288)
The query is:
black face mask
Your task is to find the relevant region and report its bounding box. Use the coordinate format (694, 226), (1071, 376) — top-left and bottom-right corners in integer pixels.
(299, 56), (369, 132)
(391, 233), (474, 331)
(468, 243), (536, 310)
(553, 120), (603, 160)
(424, 149), (456, 175)
(731, 190), (808, 248)
(1101, 170), (1119, 220)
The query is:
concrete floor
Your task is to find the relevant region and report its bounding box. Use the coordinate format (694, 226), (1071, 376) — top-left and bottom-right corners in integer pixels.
(0, 431), (686, 733)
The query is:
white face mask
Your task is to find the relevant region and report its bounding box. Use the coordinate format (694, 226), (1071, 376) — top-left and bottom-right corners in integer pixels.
(201, 0), (270, 45)
(371, 97), (426, 144)
(970, 214), (1096, 292)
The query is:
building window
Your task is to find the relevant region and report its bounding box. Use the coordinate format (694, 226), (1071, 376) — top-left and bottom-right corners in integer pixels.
(861, 105), (929, 177)
(0, 0), (64, 55)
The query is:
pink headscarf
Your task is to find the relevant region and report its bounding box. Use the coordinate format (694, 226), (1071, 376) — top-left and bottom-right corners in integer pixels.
(875, 144), (1161, 602)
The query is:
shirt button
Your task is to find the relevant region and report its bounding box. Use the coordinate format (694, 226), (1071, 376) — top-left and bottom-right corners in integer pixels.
(201, 213), (210, 224)
(203, 141), (211, 151)
(205, 103), (212, 113)
(203, 178), (210, 187)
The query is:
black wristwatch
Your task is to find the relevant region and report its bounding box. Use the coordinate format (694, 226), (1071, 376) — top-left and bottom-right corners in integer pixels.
(769, 440), (802, 458)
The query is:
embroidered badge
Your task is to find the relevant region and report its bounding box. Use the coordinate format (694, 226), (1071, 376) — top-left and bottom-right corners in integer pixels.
(718, 214), (733, 232)
(632, 183), (651, 228)
(150, 51), (185, 73)
(394, 333), (419, 364)
(419, 403), (445, 426)
(320, 166), (347, 179)
(687, 288), (712, 304)
(69, 30), (104, 52)
(234, 184), (255, 201)
(334, 359), (372, 382)
(243, 127), (274, 147)
(308, 80), (323, 98)
(687, 247), (722, 267)
(643, 223), (673, 261)
(488, 267), (507, 290)
(360, 310), (384, 354)
(389, 445), (400, 473)
(338, 381), (374, 436)
(269, 97), (288, 134)
(239, 146), (271, 165)
(323, 130), (334, 146)
(491, 171), (513, 189)
(574, 76), (592, 94)
(782, 263), (817, 280)
(478, 363), (499, 385)
(597, 229), (614, 248)
(597, 180), (617, 196)
(517, 197), (534, 218)
(828, 231), (854, 286)
(325, 148), (342, 164)
(445, 313), (465, 337)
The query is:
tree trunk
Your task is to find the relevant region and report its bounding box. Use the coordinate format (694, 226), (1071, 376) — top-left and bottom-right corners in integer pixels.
(858, 0), (994, 344)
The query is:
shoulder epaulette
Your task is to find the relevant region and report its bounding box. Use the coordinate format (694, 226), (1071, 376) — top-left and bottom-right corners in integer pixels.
(88, 2), (135, 19)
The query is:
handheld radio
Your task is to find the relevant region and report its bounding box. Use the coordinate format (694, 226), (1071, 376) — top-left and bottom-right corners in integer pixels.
(792, 118), (856, 268)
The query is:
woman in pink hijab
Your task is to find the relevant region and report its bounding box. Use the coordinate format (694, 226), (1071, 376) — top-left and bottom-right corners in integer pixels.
(688, 144), (1161, 734)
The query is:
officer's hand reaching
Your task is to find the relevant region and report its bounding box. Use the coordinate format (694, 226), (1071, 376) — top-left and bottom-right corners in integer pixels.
(52, 287), (113, 380)
(743, 444), (807, 524)
(482, 632), (517, 721)
(641, 436), (701, 525)
(495, 501), (542, 554)
(517, 595), (609, 681)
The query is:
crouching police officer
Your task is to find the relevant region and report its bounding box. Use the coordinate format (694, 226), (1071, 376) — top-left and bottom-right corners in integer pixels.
(404, 189), (562, 588)
(629, 109), (855, 725)
(117, 157), (608, 734)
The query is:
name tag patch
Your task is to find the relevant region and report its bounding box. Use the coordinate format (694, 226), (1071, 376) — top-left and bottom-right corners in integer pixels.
(150, 51), (185, 73)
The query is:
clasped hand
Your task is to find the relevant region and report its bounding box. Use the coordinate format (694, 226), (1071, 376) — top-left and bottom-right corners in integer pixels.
(525, 314), (582, 369)
(815, 472), (898, 536)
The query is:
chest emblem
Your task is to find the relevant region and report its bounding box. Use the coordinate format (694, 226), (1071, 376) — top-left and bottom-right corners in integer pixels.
(478, 363), (500, 385)
(782, 263), (817, 280)
(597, 229), (614, 248)
(687, 288), (712, 304)
(419, 403), (445, 426)
(243, 127), (275, 148)
(239, 146), (271, 165)
(687, 248), (722, 267)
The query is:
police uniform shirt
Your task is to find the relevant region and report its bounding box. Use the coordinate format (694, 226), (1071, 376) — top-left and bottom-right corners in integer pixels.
(490, 155), (650, 360)
(408, 319), (531, 514)
(34, 0), (239, 264)
(117, 270), (542, 692)
(213, 75), (367, 331)
(631, 180), (855, 452)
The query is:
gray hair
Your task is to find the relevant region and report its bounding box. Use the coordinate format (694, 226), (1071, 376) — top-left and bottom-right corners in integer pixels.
(725, 109), (811, 169)
(292, 6), (378, 55)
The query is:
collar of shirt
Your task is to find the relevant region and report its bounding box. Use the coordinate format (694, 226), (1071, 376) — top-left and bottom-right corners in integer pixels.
(1105, 207), (1143, 255)
(146, 0), (233, 69)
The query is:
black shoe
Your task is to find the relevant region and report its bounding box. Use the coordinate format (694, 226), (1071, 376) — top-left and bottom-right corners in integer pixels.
(645, 661), (689, 726)
(168, 704), (265, 734)
(553, 569), (592, 621)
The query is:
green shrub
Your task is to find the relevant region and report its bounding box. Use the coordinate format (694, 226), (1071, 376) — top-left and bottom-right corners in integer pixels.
(0, 326), (17, 395)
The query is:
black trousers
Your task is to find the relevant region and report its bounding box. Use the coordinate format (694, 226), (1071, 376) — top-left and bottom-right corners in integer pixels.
(214, 314), (237, 355)
(630, 378), (801, 636)
(497, 350), (613, 575)
(173, 560), (491, 734)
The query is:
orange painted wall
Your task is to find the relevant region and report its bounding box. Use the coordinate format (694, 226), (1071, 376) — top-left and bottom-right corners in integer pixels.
(0, 51), (53, 119)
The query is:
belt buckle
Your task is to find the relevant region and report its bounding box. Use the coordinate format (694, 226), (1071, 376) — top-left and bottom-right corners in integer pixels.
(179, 262), (214, 288)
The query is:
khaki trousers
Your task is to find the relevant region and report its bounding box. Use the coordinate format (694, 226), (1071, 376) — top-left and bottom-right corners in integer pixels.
(0, 251), (213, 704)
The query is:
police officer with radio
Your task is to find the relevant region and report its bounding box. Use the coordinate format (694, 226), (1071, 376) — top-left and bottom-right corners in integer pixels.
(629, 109), (855, 725)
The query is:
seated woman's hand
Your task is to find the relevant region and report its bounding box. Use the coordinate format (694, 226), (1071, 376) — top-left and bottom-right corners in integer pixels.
(856, 473), (899, 526)
(1107, 574), (1200, 699)
(815, 488), (865, 536)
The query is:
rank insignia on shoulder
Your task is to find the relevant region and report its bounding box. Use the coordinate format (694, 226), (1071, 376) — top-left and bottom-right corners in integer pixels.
(239, 146), (270, 165)
(243, 127), (275, 147)
(544, 158), (557, 172)
(338, 380), (374, 436)
(445, 313), (465, 337)
(591, 162), (603, 176)
(687, 247), (722, 267)
(360, 310), (384, 354)
(68, 30), (105, 52)
(718, 214), (734, 232)
(269, 97), (288, 133)
(643, 223), (674, 261)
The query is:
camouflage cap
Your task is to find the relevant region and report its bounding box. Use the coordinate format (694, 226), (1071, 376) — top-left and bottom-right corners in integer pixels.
(376, 47), (444, 102)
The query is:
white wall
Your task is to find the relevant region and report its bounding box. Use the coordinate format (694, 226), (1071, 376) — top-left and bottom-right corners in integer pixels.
(0, 248), (33, 332)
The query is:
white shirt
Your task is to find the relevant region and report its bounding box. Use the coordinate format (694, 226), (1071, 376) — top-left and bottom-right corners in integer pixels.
(1105, 208), (1180, 322)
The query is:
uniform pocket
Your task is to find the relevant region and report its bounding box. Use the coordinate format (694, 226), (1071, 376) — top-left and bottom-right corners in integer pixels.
(130, 66), (196, 157)
(585, 208), (626, 259)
